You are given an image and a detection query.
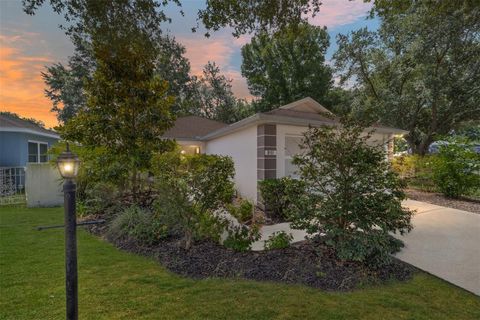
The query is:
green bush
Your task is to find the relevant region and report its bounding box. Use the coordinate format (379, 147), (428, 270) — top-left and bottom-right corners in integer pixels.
(287, 118), (413, 267)
(107, 206), (168, 245)
(223, 224), (260, 252)
(152, 151), (235, 249)
(391, 155), (435, 191)
(431, 142), (480, 198)
(263, 231), (293, 250)
(258, 177), (305, 221)
(226, 199), (254, 223)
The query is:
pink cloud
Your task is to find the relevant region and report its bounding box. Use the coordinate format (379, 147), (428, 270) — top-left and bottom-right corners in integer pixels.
(179, 35), (253, 100)
(180, 36), (235, 76)
(308, 0), (372, 28)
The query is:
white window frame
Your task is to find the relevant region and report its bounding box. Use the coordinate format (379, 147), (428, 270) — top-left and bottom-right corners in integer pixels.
(28, 140), (49, 163)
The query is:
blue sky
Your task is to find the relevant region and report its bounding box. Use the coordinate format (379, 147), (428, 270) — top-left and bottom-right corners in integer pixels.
(0, 0), (378, 127)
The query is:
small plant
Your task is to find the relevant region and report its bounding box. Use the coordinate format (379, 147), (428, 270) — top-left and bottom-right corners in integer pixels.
(107, 206), (168, 245)
(226, 199), (254, 223)
(263, 231), (293, 250)
(223, 224), (260, 252)
(258, 177), (304, 221)
(431, 140), (480, 198)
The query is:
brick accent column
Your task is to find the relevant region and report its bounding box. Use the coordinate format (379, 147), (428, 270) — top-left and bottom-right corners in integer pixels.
(257, 124), (276, 207)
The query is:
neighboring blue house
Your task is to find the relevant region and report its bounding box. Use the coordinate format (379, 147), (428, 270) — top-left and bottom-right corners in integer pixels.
(0, 113), (60, 167)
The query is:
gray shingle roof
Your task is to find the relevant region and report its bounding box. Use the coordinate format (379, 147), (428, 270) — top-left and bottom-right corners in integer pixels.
(0, 113), (59, 138)
(162, 115), (228, 140)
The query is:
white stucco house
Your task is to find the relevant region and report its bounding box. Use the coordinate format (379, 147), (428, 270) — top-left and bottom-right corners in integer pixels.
(163, 97), (407, 203)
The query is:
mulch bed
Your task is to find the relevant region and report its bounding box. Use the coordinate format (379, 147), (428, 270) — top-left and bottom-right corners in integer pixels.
(87, 222), (414, 292)
(406, 189), (480, 214)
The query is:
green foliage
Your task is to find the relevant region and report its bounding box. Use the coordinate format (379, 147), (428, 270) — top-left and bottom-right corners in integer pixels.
(391, 155), (435, 191)
(263, 231), (293, 250)
(152, 151), (235, 249)
(258, 177), (305, 221)
(197, 0), (322, 37)
(108, 206), (168, 246)
(287, 117), (413, 266)
(334, 2), (480, 154)
(241, 23), (333, 112)
(57, 1), (177, 195)
(189, 62), (253, 123)
(431, 141), (480, 198)
(226, 199), (254, 223)
(223, 224), (260, 252)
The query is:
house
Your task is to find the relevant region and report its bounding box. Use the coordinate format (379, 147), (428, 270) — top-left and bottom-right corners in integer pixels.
(0, 113), (60, 167)
(1, 114), (60, 204)
(163, 97), (407, 203)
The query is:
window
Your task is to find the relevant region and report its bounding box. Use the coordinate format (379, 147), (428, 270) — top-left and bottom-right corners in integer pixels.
(284, 135), (303, 178)
(28, 141), (48, 163)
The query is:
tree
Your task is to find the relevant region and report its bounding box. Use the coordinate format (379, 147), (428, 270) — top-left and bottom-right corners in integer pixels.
(287, 117), (413, 266)
(334, 2), (480, 154)
(196, 0), (321, 37)
(25, 0), (322, 38)
(241, 23), (333, 112)
(59, 0), (176, 196)
(189, 62), (254, 123)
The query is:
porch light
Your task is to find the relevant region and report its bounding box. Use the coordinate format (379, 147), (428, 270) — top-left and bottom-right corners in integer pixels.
(57, 143), (80, 179)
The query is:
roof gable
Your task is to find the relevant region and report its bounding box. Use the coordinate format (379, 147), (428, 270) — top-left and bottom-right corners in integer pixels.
(279, 97), (333, 115)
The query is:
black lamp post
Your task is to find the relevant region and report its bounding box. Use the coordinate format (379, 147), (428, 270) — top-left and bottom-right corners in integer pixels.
(57, 143), (80, 320)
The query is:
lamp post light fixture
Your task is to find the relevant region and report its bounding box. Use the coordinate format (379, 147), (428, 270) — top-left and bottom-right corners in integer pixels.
(57, 143), (80, 320)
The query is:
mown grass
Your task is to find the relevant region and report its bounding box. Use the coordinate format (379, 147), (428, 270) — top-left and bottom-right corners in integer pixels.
(1, 206), (479, 320)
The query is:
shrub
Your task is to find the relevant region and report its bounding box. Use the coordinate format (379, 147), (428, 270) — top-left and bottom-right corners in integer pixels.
(391, 155), (434, 191)
(107, 206), (168, 245)
(431, 141), (480, 198)
(258, 177), (304, 221)
(223, 224), (260, 252)
(287, 117), (413, 267)
(226, 199), (254, 223)
(152, 151), (235, 249)
(263, 231), (293, 250)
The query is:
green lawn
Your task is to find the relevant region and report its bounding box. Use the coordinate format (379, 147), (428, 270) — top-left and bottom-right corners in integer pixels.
(1, 206), (479, 320)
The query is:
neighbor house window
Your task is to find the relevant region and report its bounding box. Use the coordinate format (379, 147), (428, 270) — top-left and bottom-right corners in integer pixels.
(28, 141), (48, 163)
(284, 135), (303, 178)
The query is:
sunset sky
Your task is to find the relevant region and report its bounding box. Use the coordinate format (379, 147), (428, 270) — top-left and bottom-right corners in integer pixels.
(0, 0), (378, 128)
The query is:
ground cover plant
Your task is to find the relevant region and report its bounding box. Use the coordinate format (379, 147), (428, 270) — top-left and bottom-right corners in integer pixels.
(2, 206), (480, 320)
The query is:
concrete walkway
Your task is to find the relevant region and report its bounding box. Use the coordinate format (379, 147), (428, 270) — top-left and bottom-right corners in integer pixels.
(252, 199), (480, 295)
(395, 200), (480, 295)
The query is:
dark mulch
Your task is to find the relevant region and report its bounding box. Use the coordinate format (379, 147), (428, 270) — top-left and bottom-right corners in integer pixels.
(406, 189), (480, 214)
(87, 222), (414, 292)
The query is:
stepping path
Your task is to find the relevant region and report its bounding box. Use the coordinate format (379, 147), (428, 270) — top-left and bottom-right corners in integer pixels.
(252, 199), (480, 295)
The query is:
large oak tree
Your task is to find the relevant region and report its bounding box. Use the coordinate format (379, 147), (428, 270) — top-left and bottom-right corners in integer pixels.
(334, 1), (480, 154)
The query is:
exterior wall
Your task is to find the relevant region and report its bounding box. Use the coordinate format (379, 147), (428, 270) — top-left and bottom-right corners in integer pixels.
(0, 132), (59, 167)
(25, 163), (63, 207)
(276, 124), (392, 178)
(205, 126), (258, 202)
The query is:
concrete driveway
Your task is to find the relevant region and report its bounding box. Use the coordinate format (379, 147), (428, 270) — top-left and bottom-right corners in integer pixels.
(252, 199), (480, 295)
(395, 200), (480, 295)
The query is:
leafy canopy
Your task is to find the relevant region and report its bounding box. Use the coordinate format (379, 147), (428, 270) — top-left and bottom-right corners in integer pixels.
(58, 0), (176, 194)
(334, 1), (480, 154)
(241, 23), (333, 112)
